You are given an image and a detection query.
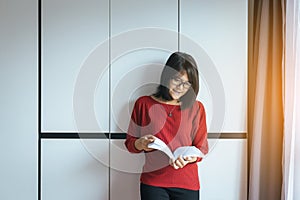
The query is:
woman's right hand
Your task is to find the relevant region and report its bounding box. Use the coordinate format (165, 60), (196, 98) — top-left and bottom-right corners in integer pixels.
(134, 135), (156, 151)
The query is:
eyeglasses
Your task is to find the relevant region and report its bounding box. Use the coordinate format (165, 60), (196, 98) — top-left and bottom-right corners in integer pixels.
(171, 77), (192, 89)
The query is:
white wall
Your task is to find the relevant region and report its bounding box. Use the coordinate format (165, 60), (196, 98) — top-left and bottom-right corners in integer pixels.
(0, 1), (37, 199)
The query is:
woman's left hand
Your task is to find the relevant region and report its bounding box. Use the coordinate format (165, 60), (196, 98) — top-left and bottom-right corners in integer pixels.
(170, 156), (198, 169)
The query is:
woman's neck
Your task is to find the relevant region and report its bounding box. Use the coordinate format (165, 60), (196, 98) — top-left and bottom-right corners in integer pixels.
(151, 95), (181, 105)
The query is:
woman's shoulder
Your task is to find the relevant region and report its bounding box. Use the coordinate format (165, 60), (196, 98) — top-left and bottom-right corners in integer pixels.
(134, 95), (153, 105)
(193, 99), (206, 111)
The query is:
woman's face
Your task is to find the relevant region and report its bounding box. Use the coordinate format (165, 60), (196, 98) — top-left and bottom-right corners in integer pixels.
(168, 71), (191, 100)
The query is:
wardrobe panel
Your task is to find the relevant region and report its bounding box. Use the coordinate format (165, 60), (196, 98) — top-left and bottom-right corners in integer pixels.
(199, 139), (247, 200)
(110, 1), (178, 199)
(0, 1), (38, 199)
(42, 139), (109, 200)
(110, 139), (143, 200)
(42, 0), (109, 132)
(180, 0), (247, 132)
(110, 0), (178, 133)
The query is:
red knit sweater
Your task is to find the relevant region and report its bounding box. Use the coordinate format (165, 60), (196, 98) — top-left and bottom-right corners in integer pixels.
(125, 96), (208, 190)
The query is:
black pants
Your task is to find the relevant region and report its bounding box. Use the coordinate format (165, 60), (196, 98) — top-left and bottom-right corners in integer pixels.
(140, 183), (199, 200)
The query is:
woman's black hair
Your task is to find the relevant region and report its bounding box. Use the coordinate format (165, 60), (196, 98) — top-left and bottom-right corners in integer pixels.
(153, 52), (199, 109)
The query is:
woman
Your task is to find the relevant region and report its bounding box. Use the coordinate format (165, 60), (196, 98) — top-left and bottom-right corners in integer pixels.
(125, 52), (208, 200)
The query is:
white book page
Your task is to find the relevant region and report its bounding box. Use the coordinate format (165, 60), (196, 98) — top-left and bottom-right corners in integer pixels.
(148, 138), (205, 160)
(173, 146), (205, 159)
(147, 138), (174, 159)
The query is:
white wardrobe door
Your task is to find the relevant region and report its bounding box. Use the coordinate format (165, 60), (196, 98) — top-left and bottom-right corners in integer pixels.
(180, 1), (248, 199)
(42, 139), (109, 200)
(110, 1), (178, 199)
(42, 0), (109, 132)
(180, 0), (247, 133)
(0, 1), (38, 199)
(110, 139), (143, 200)
(110, 0), (178, 133)
(199, 139), (247, 200)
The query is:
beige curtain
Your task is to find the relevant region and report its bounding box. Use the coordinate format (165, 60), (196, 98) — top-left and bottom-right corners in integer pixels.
(282, 0), (300, 199)
(248, 0), (284, 199)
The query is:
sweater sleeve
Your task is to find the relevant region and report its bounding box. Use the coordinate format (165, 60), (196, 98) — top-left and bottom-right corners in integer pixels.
(192, 101), (209, 161)
(124, 99), (143, 153)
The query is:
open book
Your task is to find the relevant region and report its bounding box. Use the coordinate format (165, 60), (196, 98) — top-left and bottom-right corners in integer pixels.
(147, 138), (205, 160)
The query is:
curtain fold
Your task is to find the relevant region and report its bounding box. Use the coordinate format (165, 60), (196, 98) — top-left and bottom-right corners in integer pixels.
(248, 0), (284, 199)
(282, 0), (300, 199)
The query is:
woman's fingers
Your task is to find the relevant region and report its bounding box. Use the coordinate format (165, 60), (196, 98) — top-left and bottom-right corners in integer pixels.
(137, 135), (156, 151)
(170, 156), (188, 169)
(169, 159), (180, 169)
(170, 156), (198, 169)
(183, 156), (197, 163)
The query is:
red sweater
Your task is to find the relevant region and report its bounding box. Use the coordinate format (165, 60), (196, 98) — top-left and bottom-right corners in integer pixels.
(125, 96), (208, 190)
